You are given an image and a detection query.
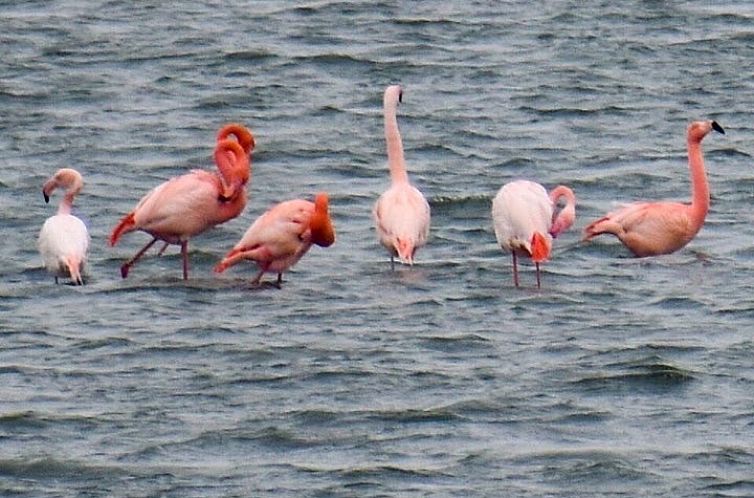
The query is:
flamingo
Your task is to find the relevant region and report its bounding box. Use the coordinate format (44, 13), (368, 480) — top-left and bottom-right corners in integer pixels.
(491, 180), (576, 288)
(214, 192), (335, 286)
(109, 123), (254, 279)
(582, 120), (724, 257)
(373, 84), (431, 268)
(37, 168), (90, 285)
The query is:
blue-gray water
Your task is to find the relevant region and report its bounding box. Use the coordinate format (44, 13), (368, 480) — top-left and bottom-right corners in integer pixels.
(2, 1), (754, 496)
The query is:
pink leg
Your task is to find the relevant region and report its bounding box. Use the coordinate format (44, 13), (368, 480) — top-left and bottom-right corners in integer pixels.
(180, 241), (189, 280)
(121, 238), (158, 278)
(156, 241), (170, 256)
(512, 252), (520, 287)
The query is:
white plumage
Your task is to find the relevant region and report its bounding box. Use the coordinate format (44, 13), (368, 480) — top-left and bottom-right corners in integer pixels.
(37, 168), (90, 285)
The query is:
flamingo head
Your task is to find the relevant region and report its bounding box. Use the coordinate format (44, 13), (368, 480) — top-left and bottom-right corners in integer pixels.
(550, 203), (576, 238)
(310, 192), (335, 247)
(688, 120), (725, 143)
(43, 168), (83, 203)
(384, 85), (403, 109)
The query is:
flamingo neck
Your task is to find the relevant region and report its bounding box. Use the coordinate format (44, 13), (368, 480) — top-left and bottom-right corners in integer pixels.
(214, 140), (250, 200)
(384, 101), (408, 184)
(687, 135), (709, 227)
(58, 194), (75, 215)
(548, 185), (576, 237)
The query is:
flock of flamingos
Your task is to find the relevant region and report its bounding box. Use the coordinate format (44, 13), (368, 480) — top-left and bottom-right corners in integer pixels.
(37, 85), (725, 289)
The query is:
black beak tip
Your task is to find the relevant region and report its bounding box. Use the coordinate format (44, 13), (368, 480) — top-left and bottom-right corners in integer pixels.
(712, 121), (725, 134)
(43, 192), (50, 203)
(398, 90), (403, 103)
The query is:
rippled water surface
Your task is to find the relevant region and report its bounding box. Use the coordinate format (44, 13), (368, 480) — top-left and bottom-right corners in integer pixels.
(2, 1), (754, 496)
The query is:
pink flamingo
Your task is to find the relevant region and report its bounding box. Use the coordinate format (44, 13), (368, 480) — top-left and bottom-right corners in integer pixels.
(214, 192), (335, 286)
(38, 168), (90, 285)
(373, 84), (431, 268)
(491, 180), (576, 288)
(583, 120), (724, 257)
(109, 124), (254, 279)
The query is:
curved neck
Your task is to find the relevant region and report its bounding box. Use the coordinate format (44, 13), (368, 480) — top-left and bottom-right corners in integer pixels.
(687, 135), (709, 225)
(384, 100), (408, 184)
(214, 140), (250, 200)
(548, 185), (576, 237)
(58, 195), (74, 215)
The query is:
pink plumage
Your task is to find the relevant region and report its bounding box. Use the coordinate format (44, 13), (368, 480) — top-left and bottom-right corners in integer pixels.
(109, 124), (254, 279)
(583, 120), (724, 257)
(214, 193), (335, 287)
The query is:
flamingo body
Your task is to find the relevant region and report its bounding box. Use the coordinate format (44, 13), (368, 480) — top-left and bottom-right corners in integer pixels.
(583, 120), (724, 257)
(492, 180), (576, 288)
(109, 124), (253, 279)
(214, 193), (335, 286)
(37, 168), (90, 285)
(373, 84), (430, 266)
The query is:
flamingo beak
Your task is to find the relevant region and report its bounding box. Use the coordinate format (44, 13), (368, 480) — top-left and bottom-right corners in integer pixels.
(712, 121), (725, 134)
(43, 190), (50, 203)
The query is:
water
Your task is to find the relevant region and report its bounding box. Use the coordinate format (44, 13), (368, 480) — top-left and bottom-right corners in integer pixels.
(2, 1), (754, 496)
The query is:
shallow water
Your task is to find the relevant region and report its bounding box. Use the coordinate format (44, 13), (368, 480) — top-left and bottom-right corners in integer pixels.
(2, 1), (754, 496)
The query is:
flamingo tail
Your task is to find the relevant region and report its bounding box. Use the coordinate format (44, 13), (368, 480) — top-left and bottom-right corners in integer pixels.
(530, 231), (550, 263)
(65, 255), (84, 285)
(395, 238), (415, 265)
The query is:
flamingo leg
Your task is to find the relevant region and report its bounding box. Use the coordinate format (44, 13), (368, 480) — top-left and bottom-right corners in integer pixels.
(180, 241), (189, 280)
(156, 241), (170, 256)
(250, 268), (265, 286)
(535, 262), (541, 289)
(512, 252), (520, 288)
(276, 273), (283, 288)
(121, 238), (158, 279)
(390, 255), (395, 271)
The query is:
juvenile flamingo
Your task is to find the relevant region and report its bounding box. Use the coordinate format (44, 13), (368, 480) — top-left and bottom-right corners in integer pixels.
(38, 168), (90, 285)
(214, 192), (335, 286)
(582, 120), (724, 257)
(491, 180), (576, 288)
(373, 84), (431, 268)
(109, 124), (254, 279)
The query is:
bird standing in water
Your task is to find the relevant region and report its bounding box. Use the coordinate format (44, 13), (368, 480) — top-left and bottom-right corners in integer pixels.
(583, 120), (724, 257)
(38, 168), (90, 285)
(492, 180), (576, 288)
(214, 192), (335, 287)
(373, 85), (431, 268)
(109, 124), (254, 279)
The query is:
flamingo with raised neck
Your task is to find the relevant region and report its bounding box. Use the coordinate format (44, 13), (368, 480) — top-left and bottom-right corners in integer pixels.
(373, 84), (431, 268)
(583, 120), (724, 257)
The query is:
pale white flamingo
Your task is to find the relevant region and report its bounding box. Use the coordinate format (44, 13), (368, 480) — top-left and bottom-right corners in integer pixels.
(38, 168), (90, 285)
(492, 180), (576, 288)
(373, 84), (430, 268)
